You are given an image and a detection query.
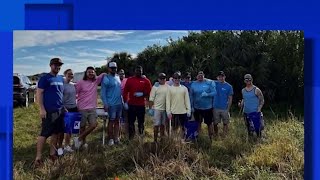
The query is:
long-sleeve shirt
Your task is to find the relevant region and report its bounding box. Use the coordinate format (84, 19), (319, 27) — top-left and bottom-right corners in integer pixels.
(75, 73), (105, 110)
(123, 76), (152, 106)
(190, 79), (216, 110)
(166, 85), (191, 115)
(149, 84), (169, 110)
(101, 74), (122, 107)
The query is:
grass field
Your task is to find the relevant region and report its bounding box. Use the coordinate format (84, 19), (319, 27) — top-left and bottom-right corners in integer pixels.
(14, 104), (304, 180)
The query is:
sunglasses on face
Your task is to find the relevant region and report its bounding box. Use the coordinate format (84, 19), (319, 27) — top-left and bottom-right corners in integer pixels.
(245, 78), (252, 81)
(159, 77), (166, 80)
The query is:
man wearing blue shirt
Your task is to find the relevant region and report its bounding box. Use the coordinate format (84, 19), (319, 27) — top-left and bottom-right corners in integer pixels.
(213, 71), (233, 138)
(190, 71), (216, 140)
(101, 62), (123, 146)
(34, 58), (65, 167)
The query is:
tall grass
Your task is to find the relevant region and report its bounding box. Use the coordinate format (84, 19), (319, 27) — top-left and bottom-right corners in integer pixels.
(14, 104), (304, 179)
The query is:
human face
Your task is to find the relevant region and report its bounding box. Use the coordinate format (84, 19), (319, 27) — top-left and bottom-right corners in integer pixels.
(244, 78), (252, 85)
(50, 63), (62, 75)
(173, 76), (181, 85)
(158, 77), (166, 85)
(119, 73), (125, 80)
(217, 75), (225, 83)
(197, 74), (204, 81)
(86, 69), (96, 80)
(184, 76), (191, 83)
(109, 67), (117, 75)
(65, 70), (74, 82)
(135, 68), (143, 77)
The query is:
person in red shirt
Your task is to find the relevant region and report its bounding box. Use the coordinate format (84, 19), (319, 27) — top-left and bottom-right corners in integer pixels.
(123, 66), (152, 139)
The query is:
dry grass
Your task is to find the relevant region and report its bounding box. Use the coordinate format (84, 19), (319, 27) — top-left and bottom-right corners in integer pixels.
(14, 104), (304, 179)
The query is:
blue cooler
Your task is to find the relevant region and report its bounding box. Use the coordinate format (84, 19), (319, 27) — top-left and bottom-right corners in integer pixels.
(245, 112), (262, 135)
(185, 121), (199, 140)
(64, 112), (82, 134)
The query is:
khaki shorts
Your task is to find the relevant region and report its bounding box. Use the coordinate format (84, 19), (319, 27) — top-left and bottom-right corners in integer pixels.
(213, 109), (230, 125)
(153, 109), (167, 126)
(79, 109), (97, 127)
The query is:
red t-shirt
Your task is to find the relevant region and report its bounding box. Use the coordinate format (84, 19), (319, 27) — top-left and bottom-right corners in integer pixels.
(123, 76), (152, 106)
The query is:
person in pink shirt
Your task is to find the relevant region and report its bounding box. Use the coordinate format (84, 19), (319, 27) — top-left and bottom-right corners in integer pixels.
(119, 69), (127, 94)
(118, 69), (128, 137)
(73, 66), (106, 149)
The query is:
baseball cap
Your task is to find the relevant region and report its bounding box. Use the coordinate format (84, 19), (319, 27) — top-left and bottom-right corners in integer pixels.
(158, 73), (166, 79)
(50, 58), (63, 65)
(108, 62), (117, 68)
(198, 71), (205, 75)
(217, 71), (225, 76)
(244, 74), (253, 80)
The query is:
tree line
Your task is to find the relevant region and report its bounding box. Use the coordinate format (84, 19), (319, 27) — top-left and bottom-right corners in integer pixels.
(95, 31), (304, 114)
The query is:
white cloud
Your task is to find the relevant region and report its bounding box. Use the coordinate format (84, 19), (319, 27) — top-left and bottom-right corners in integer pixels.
(13, 30), (134, 49)
(147, 30), (189, 36)
(94, 48), (116, 55)
(14, 56), (36, 61)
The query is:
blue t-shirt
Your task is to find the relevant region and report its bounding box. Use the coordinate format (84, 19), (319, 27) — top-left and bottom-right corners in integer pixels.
(190, 79), (216, 110)
(101, 74), (122, 106)
(37, 73), (64, 112)
(213, 81), (233, 110)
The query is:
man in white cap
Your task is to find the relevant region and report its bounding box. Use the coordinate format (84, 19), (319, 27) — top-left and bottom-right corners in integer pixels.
(101, 62), (123, 145)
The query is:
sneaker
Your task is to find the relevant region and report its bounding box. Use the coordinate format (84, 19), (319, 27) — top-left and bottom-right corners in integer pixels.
(64, 145), (74, 153)
(57, 148), (64, 156)
(82, 143), (88, 149)
(108, 139), (114, 146)
(74, 137), (82, 149)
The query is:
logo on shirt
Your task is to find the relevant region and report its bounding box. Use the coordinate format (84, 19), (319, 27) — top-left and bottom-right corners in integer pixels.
(50, 82), (63, 86)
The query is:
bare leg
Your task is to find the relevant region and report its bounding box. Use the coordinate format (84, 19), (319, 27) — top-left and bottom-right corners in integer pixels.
(154, 126), (159, 142)
(35, 136), (47, 160)
(214, 124), (219, 137)
(160, 125), (165, 137)
(223, 124), (229, 137)
(64, 133), (71, 146)
(57, 133), (64, 148)
(114, 119), (120, 140)
(108, 120), (114, 140)
(50, 134), (58, 155)
(79, 122), (98, 141)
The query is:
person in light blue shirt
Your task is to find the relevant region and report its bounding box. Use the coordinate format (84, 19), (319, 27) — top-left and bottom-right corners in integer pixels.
(239, 74), (265, 137)
(101, 62), (123, 146)
(213, 71), (233, 138)
(190, 71), (216, 140)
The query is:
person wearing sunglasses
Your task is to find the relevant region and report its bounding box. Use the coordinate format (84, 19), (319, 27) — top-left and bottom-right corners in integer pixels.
(239, 74), (265, 138)
(166, 71), (191, 142)
(148, 73), (169, 142)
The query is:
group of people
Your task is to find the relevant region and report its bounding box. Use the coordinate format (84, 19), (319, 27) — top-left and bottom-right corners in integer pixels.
(33, 57), (265, 167)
